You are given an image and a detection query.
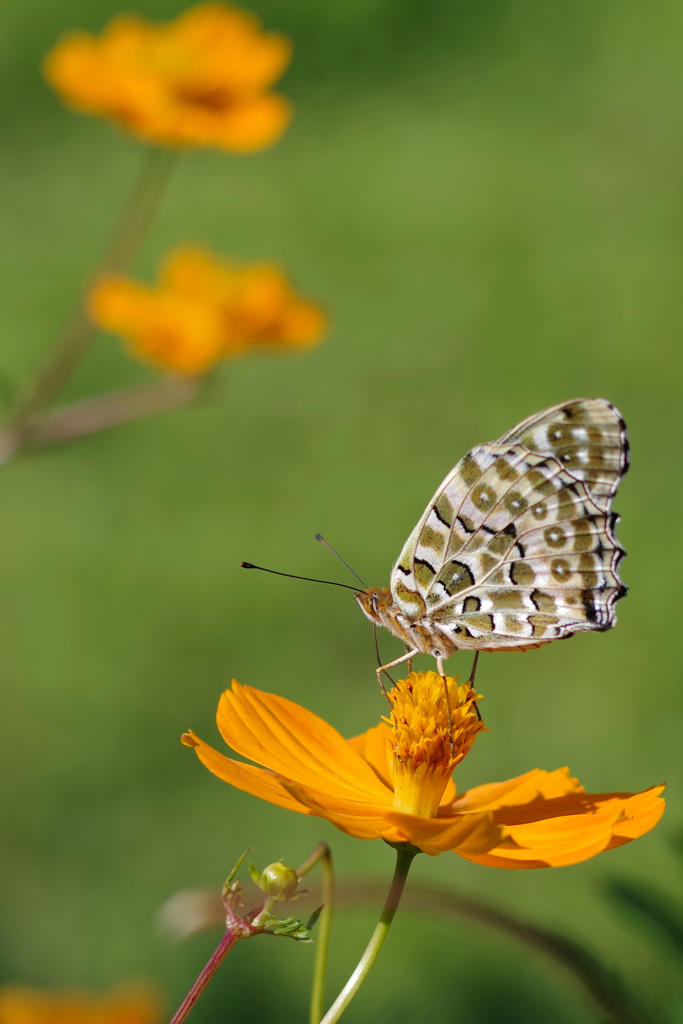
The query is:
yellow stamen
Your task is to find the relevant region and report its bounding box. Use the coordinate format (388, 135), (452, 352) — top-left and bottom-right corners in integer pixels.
(386, 671), (485, 817)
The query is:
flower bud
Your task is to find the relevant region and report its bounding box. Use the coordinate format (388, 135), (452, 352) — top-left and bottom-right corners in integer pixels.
(251, 860), (299, 900)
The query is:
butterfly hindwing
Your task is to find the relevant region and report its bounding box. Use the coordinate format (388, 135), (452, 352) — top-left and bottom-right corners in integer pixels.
(428, 511), (625, 650)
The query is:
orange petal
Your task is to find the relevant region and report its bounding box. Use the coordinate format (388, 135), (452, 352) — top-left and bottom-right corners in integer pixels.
(172, 93), (292, 152)
(451, 767), (583, 813)
(278, 778), (391, 818)
(168, 4), (292, 92)
(383, 809), (502, 857)
(277, 301), (327, 348)
(307, 807), (398, 842)
(601, 785), (666, 848)
(88, 275), (147, 330)
(217, 682), (392, 802)
(461, 815), (619, 869)
(281, 780), (396, 841)
(348, 723), (392, 788)
(160, 247), (235, 302)
(439, 779), (457, 805)
(88, 275), (224, 375)
(181, 729), (308, 815)
(459, 784), (665, 869)
(0, 985), (161, 1024)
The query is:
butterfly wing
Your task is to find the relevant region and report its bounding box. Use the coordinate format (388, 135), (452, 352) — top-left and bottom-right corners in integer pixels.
(495, 397), (628, 509)
(390, 404), (628, 651)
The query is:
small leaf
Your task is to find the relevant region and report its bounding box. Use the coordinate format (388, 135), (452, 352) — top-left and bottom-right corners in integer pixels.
(306, 905), (324, 930)
(248, 862), (264, 889)
(222, 848), (251, 894)
(265, 915), (314, 942)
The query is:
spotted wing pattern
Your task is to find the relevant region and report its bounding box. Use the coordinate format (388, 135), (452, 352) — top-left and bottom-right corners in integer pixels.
(390, 398), (627, 650)
(496, 397), (628, 510)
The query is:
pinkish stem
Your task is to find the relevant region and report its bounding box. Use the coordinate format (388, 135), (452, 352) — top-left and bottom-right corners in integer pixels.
(169, 924), (244, 1024)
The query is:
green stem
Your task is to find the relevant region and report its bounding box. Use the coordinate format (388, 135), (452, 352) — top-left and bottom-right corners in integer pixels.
(9, 147), (177, 431)
(297, 843), (334, 1024)
(334, 880), (656, 1024)
(319, 844), (418, 1024)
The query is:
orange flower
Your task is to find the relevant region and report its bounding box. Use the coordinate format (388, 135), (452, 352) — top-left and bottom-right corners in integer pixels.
(88, 247), (326, 375)
(183, 673), (664, 867)
(89, 277), (225, 376)
(0, 985), (161, 1024)
(161, 248), (327, 355)
(43, 3), (292, 152)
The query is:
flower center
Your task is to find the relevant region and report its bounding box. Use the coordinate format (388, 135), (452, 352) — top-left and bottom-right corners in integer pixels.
(387, 671), (484, 817)
(172, 83), (235, 112)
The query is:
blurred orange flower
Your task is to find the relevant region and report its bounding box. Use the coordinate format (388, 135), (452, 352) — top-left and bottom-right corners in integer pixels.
(43, 3), (292, 152)
(183, 673), (664, 868)
(161, 248), (327, 355)
(0, 985), (161, 1024)
(89, 247), (326, 375)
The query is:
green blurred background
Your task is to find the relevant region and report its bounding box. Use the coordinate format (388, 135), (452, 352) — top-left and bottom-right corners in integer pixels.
(1, 0), (683, 1020)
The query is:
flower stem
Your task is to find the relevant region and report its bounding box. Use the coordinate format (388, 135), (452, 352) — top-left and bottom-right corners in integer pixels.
(9, 146), (177, 431)
(319, 844), (418, 1024)
(296, 843), (335, 1024)
(168, 923), (244, 1024)
(17, 376), (202, 450)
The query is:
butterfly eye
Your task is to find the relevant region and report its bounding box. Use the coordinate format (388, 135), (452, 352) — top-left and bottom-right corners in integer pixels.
(371, 594), (379, 612)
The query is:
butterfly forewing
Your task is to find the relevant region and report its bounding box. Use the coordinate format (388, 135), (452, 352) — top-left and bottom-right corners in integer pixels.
(390, 397), (628, 652)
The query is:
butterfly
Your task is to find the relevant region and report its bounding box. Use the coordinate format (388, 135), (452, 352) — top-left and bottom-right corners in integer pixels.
(355, 398), (629, 685)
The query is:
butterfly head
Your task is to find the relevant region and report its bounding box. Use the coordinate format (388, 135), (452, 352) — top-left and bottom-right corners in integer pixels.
(355, 587), (394, 625)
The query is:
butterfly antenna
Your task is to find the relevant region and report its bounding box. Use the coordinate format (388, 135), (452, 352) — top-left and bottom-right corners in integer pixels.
(240, 562), (362, 593)
(315, 534), (368, 589)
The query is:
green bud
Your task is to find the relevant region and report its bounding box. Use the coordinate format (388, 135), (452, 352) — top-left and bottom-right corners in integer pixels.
(253, 860), (299, 900)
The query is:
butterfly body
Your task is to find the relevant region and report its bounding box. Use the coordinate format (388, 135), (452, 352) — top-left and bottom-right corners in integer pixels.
(356, 587), (459, 657)
(359, 398), (628, 670)
(356, 585), (550, 656)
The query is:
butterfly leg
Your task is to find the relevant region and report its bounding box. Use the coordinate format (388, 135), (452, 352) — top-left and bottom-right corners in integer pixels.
(435, 655), (456, 757)
(467, 650), (482, 722)
(405, 645), (414, 675)
(372, 623), (396, 693)
(376, 649), (418, 700)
